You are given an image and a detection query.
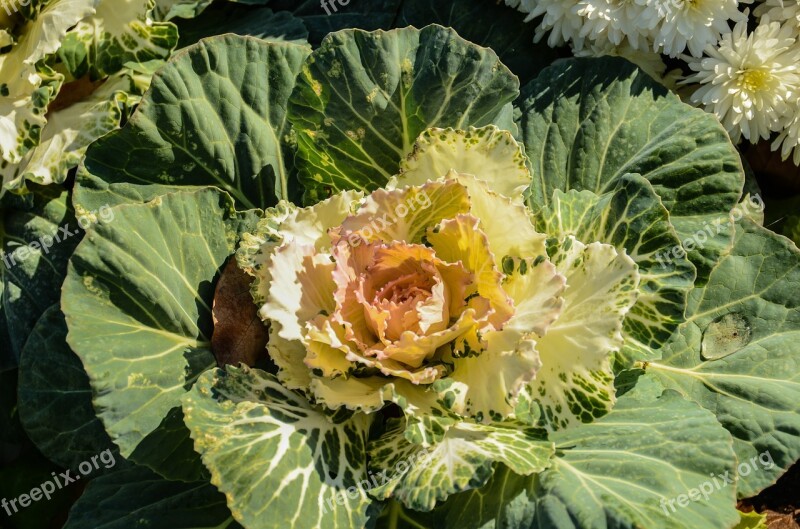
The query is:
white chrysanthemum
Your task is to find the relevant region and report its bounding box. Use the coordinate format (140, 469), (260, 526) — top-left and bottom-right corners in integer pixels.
(573, 0), (652, 49)
(755, 0), (800, 28)
(683, 17), (800, 142)
(507, 0), (748, 58)
(505, 0), (585, 48)
(773, 110), (800, 165)
(653, 0), (746, 57)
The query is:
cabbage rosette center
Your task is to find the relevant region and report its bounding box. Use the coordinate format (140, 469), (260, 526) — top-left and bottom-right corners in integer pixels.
(239, 126), (642, 430)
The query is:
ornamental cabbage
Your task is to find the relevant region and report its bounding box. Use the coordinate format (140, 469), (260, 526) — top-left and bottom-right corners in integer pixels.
(4, 15), (796, 529)
(240, 126), (639, 434)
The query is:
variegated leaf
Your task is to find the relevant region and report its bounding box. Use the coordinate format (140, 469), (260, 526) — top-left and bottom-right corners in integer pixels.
(59, 0), (177, 79)
(397, 126), (530, 200)
(182, 366), (377, 529)
(288, 25), (519, 202)
(1, 0), (97, 170)
(368, 419), (553, 512)
(380, 390), (739, 529)
(529, 237), (640, 430)
(2, 72), (133, 189)
(536, 173), (696, 365)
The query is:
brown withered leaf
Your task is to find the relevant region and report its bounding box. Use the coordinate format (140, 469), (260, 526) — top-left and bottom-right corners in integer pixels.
(739, 460), (800, 529)
(211, 258), (269, 368)
(764, 510), (799, 529)
(47, 76), (104, 115)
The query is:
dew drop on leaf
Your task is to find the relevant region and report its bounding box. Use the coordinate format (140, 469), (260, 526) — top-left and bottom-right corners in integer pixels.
(701, 312), (752, 360)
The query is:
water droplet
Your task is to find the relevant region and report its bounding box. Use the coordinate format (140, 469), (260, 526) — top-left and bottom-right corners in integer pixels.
(701, 312), (752, 360)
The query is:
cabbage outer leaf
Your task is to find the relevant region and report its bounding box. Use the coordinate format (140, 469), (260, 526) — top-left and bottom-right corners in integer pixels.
(75, 35), (310, 210)
(152, 0), (214, 20)
(182, 366), (376, 529)
(288, 25), (519, 202)
(18, 306), (117, 470)
(1, 186), (80, 370)
(517, 57), (744, 283)
(380, 390), (739, 529)
(64, 465), (240, 529)
(61, 187), (252, 479)
(368, 419), (553, 512)
(648, 219), (800, 496)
